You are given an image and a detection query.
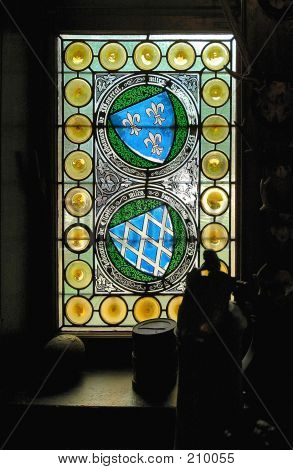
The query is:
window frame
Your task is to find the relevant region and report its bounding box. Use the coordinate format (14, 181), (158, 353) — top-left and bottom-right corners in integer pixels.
(55, 29), (241, 337)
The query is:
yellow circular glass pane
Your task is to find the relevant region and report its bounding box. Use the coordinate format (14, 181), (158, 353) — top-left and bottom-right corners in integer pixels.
(66, 226), (91, 252)
(201, 223), (229, 252)
(134, 42), (161, 70)
(65, 187), (92, 217)
(202, 151), (229, 180)
(65, 114), (92, 144)
(220, 260), (229, 274)
(200, 187), (229, 216)
(167, 42), (195, 70)
(100, 296), (127, 325)
(167, 296), (183, 321)
(202, 115), (229, 143)
(201, 270), (210, 277)
(65, 42), (93, 71)
(202, 42), (230, 71)
(65, 260), (92, 289)
(201, 261), (229, 275)
(133, 297), (161, 323)
(65, 79), (92, 107)
(64, 151), (93, 181)
(201, 263), (228, 276)
(99, 42), (127, 70)
(202, 78), (229, 107)
(66, 297), (93, 325)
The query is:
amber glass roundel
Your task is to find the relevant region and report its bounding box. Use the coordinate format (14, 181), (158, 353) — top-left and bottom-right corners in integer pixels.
(201, 151), (229, 180)
(64, 151), (93, 181)
(133, 297), (161, 323)
(202, 42), (230, 71)
(100, 296), (127, 325)
(65, 114), (92, 144)
(66, 296), (93, 325)
(167, 42), (196, 70)
(99, 42), (127, 70)
(134, 42), (161, 70)
(65, 42), (93, 71)
(66, 225), (91, 252)
(167, 296), (183, 322)
(202, 115), (229, 144)
(65, 187), (92, 217)
(200, 187), (229, 216)
(65, 79), (92, 107)
(201, 223), (229, 252)
(65, 260), (92, 289)
(201, 260), (229, 276)
(220, 260), (229, 274)
(202, 78), (230, 107)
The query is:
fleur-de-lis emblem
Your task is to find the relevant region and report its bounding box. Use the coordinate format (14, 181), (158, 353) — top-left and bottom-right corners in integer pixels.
(146, 102), (165, 125)
(122, 112), (141, 136)
(144, 132), (163, 156)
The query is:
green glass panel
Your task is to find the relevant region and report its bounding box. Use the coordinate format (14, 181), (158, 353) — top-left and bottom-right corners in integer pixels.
(109, 85), (162, 113)
(109, 199), (162, 227)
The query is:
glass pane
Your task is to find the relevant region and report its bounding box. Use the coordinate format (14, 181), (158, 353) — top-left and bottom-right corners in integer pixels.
(57, 34), (237, 333)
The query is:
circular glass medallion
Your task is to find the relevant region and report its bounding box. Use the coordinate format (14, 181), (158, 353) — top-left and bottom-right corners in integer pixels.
(202, 78), (230, 107)
(201, 151), (229, 180)
(65, 151), (93, 181)
(201, 223), (229, 252)
(202, 42), (230, 71)
(167, 296), (183, 321)
(65, 224), (92, 253)
(134, 42), (161, 70)
(220, 260), (229, 274)
(167, 42), (196, 70)
(96, 186), (198, 293)
(66, 296), (93, 325)
(133, 297), (161, 323)
(65, 42), (93, 71)
(97, 74), (198, 180)
(65, 187), (92, 217)
(202, 115), (229, 143)
(65, 78), (92, 107)
(99, 42), (127, 70)
(200, 270), (210, 277)
(65, 114), (92, 144)
(100, 296), (127, 325)
(201, 260), (229, 276)
(65, 260), (92, 289)
(200, 187), (229, 216)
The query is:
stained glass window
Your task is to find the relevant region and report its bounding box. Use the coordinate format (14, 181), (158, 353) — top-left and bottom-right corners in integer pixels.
(57, 34), (237, 333)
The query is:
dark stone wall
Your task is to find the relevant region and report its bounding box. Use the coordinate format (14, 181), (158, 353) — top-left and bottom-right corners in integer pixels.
(1, 31), (29, 335)
(242, 0), (293, 277)
(1, 2), (54, 341)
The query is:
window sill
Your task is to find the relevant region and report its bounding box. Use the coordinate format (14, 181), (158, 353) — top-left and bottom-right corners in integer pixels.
(9, 367), (177, 409)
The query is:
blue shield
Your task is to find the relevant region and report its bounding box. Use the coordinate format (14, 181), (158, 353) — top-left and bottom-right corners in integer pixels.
(109, 205), (174, 277)
(109, 91), (175, 164)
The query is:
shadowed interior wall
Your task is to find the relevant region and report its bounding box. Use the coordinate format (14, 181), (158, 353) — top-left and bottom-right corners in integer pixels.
(0, 31), (29, 335)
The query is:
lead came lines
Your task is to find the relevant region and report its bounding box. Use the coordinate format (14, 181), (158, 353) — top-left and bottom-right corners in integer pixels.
(59, 34), (234, 330)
